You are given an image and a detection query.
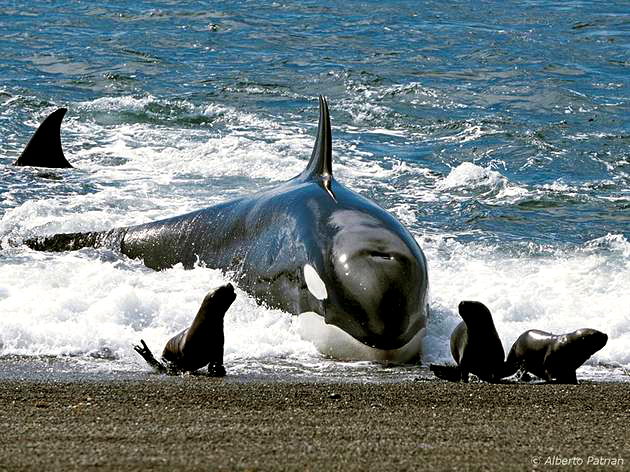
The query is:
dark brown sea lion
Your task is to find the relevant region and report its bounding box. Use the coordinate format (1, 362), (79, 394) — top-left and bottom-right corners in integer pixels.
(430, 300), (505, 383)
(134, 283), (236, 376)
(503, 328), (608, 384)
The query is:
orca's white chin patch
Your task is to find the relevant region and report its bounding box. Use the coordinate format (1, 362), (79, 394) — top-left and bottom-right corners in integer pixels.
(295, 312), (424, 363)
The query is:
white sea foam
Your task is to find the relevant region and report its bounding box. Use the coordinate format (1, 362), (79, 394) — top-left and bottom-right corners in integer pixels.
(82, 124), (308, 183)
(81, 95), (162, 113)
(0, 250), (316, 368)
(437, 162), (507, 191)
(436, 162), (530, 203)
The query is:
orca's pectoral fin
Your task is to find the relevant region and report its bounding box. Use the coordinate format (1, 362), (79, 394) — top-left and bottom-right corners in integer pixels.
(133, 339), (168, 374)
(14, 108), (73, 168)
(429, 364), (463, 382)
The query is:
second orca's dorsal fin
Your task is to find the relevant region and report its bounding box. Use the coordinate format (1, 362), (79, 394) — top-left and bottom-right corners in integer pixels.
(300, 96), (335, 200)
(14, 108), (73, 168)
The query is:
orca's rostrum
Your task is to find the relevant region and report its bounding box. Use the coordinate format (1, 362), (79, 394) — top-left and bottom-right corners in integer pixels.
(26, 97), (430, 361)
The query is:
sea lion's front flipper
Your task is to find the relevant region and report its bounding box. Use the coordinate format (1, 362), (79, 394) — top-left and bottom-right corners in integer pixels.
(429, 364), (463, 382)
(207, 362), (226, 377)
(133, 339), (169, 374)
(554, 371), (578, 384)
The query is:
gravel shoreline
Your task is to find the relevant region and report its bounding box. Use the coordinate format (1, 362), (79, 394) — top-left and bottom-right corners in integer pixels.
(1, 372), (627, 471)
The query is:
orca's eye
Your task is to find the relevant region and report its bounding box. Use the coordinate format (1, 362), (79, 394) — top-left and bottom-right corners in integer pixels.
(369, 251), (395, 260)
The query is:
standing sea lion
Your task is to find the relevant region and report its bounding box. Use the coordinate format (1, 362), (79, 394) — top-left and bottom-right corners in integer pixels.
(134, 283), (236, 376)
(503, 328), (608, 384)
(430, 300), (505, 383)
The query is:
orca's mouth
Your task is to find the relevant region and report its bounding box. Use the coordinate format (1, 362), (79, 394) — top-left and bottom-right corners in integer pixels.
(352, 328), (423, 351)
(295, 312), (424, 363)
(322, 312), (425, 351)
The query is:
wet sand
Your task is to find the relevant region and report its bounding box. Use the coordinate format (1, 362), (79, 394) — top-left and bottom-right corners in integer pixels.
(0, 368), (628, 471)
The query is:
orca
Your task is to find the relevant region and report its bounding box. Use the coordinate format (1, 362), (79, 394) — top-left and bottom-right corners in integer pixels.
(25, 97), (429, 360)
(13, 108), (73, 168)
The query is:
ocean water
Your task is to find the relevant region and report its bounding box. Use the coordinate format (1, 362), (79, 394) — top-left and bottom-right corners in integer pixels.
(0, 1), (628, 382)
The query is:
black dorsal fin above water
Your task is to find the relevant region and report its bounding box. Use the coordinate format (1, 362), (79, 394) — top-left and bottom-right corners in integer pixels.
(299, 96), (334, 199)
(14, 108), (73, 168)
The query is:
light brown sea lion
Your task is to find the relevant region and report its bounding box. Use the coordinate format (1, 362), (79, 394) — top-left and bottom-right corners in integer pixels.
(503, 328), (607, 384)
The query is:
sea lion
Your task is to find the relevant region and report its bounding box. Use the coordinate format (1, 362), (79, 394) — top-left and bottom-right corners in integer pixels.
(503, 328), (608, 384)
(13, 108), (73, 168)
(134, 283), (236, 376)
(25, 97), (429, 362)
(430, 300), (505, 383)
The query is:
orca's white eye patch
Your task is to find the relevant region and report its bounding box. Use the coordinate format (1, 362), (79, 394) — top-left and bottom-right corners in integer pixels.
(303, 264), (328, 300)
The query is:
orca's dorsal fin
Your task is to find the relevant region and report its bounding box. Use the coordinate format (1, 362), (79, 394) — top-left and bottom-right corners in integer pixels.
(14, 108), (73, 168)
(299, 96), (335, 200)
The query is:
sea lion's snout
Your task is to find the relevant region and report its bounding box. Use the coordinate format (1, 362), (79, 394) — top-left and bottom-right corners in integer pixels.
(205, 283), (237, 314)
(215, 282), (235, 298)
(592, 331), (608, 350)
(578, 328), (608, 352)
